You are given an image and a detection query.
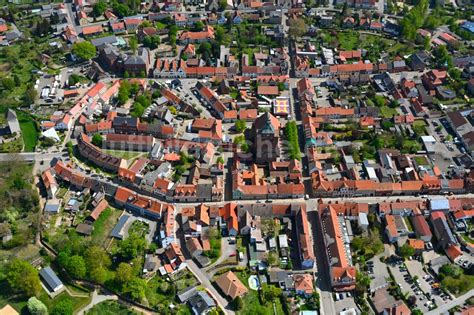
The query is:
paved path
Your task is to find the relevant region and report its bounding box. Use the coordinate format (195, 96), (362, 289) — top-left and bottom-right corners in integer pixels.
(76, 290), (118, 315)
(425, 289), (474, 315)
(186, 260), (234, 315)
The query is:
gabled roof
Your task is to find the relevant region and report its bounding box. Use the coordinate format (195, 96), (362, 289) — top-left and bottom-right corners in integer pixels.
(215, 271), (248, 299)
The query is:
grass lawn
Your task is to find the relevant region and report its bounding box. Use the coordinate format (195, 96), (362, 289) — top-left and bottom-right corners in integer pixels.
(413, 120), (427, 136)
(155, 21), (167, 29)
(38, 290), (91, 313)
(442, 274), (474, 296)
(91, 207), (122, 247)
(203, 227), (222, 263)
(239, 290), (285, 315)
(414, 156), (429, 166)
(16, 110), (39, 152)
(86, 300), (139, 315)
(0, 137), (23, 153)
(380, 106), (398, 118)
(461, 233), (474, 244)
(103, 149), (145, 161)
(56, 187), (68, 199)
(337, 31), (360, 50)
(403, 217), (414, 232)
(145, 276), (176, 309)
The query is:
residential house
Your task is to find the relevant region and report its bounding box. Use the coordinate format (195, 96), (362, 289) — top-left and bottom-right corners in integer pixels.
(214, 271), (248, 300)
(294, 274), (314, 297)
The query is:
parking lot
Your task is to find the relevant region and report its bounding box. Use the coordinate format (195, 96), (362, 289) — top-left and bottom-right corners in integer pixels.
(333, 291), (358, 314)
(389, 263), (432, 312)
(368, 255), (390, 292)
(405, 260), (432, 293)
(425, 117), (463, 170)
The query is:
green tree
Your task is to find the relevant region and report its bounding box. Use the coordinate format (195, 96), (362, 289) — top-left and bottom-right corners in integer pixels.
(194, 21), (205, 31)
(399, 244), (415, 259)
(24, 87), (38, 105)
(412, 309), (423, 315)
(72, 41), (97, 60)
(400, 0), (428, 39)
(115, 263), (134, 285)
(91, 134), (103, 147)
(7, 259), (41, 297)
(198, 42), (212, 60)
(373, 95), (386, 107)
(218, 0), (228, 9)
(262, 284), (282, 303)
(93, 0), (107, 17)
(27, 297), (48, 315)
(129, 37), (138, 54)
(111, 2), (129, 18)
(142, 35), (161, 49)
(89, 267), (108, 284)
(433, 45), (453, 69)
(85, 246), (111, 270)
(233, 296), (243, 310)
(439, 264), (462, 279)
(266, 252), (278, 266)
(168, 106), (177, 115)
(67, 255), (86, 279)
(235, 119), (246, 133)
(355, 271), (371, 294)
(119, 234), (146, 260)
(84, 246), (110, 284)
(233, 135), (249, 152)
(123, 278), (147, 301)
(51, 298), (73, 315)
(448, 68), (462, 81)
(2, 78), (14, 91)
(118, 81), (131, 105)
(288, 19), (308, 39)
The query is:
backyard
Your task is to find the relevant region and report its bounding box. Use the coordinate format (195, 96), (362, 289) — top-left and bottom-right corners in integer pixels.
(320, 31), (417, 61)
(90, 207), (122, 247)
(230, 269), (286, 315)
(103, 149), (145, 161)
(203, 227), (222, 263)
(0, 284), (90, 315)
(380, 106), (398, 119)
(17, 110), (39, 152)
(86, 300), (139, 315)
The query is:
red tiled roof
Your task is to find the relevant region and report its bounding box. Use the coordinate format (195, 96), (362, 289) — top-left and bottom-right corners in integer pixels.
(115, 186), (134, 203)
(82, 25), (103, 35)
(257, 85), (279, 96)
(90, 199), (108, 221)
